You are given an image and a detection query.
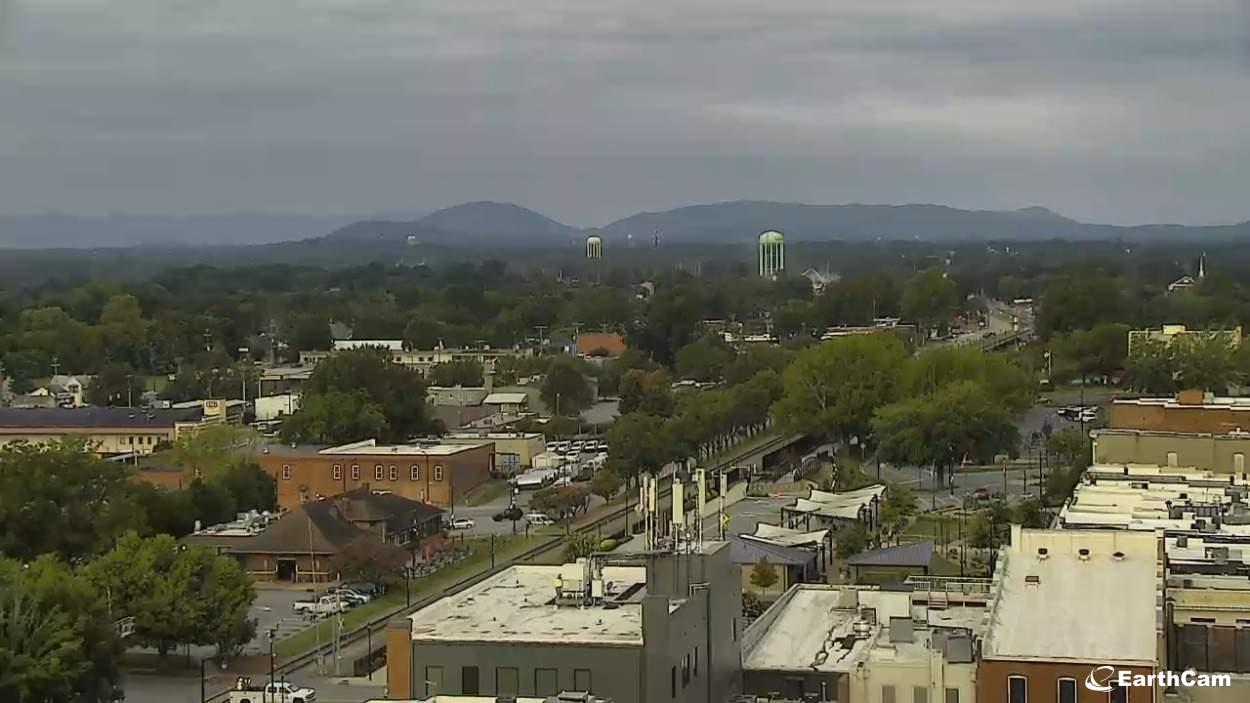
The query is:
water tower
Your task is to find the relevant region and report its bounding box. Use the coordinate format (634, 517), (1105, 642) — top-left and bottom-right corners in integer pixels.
(758, 230), (785, 279)
(585, 234), (603, 260)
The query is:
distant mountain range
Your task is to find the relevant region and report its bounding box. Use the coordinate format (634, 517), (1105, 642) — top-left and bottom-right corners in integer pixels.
(4, 201), (1250, 249)
(0, 211), (423, 249)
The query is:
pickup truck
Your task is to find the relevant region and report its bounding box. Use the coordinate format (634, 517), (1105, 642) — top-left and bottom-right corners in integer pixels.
(227, 678), (316, 703)
(292, 595), (349, 616)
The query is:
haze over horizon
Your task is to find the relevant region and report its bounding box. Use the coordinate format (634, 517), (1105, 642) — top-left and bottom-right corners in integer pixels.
(2, 1), (1249, 228)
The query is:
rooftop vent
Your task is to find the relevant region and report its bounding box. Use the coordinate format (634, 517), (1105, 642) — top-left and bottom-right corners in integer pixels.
(1078, 548), (1091, 561)
(1025, 575), (1041, 586)
(1036, 547), (1049, 560)
(1113, 551), (1125, 561)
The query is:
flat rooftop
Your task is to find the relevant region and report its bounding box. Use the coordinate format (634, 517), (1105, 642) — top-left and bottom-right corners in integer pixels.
(0, 406), (202, 429)
(984, 546), (1158, 665)
(1113, 396), (1250, 410)
(743, 587), (870, 673)
(406, 565), (648, 646)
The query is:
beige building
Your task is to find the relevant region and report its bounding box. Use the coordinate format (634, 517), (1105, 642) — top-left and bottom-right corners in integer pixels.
(442, 431), (546, 472)
(1109, 393), (1250, 435)
(979, 527), (1166, 703)
(1092, 428), (1250, 475)
(742, 583), (984, 703)
(0, 403), (233, 456)
(1126, 324), (1241, 355)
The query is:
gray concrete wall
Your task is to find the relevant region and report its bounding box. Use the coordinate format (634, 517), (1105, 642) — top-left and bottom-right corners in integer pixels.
(405, 641), (642, 701)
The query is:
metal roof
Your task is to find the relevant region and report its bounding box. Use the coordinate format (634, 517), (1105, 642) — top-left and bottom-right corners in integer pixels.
(0, 406), (203, 429)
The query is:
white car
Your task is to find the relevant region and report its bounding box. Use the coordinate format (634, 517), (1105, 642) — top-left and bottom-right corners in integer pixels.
(527, 513), (556, 526)
(449, 517), (476, 530)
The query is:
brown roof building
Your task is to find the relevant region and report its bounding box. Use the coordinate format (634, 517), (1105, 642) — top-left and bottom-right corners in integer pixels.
(258, 439), (494, 511)
(184, 487), (444, 582)
(575, 332), (627, 358)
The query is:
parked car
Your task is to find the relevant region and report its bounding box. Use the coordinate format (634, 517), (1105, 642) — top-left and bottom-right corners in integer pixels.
(327, 587), (371, 605)
(449, 517), (476, 530)
(292, 595), (349, 616)
(493, 506), (524, 522)
(527, 513), (556, 526)
(227, 677), (316, 703)
(339, 581), (382, 597)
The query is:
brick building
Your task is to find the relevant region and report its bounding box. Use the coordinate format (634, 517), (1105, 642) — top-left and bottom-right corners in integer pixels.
(184, 487), (444, 582)
(1109, 392), (1250, 435)
(258, 439), (494, 511)
(978, 527), (1165, 703)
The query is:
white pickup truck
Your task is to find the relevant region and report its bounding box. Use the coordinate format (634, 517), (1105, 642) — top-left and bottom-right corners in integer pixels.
(227, 678), (316, 703)
(291, 594), (349, 616)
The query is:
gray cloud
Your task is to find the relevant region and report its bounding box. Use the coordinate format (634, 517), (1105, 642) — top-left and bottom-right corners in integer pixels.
(1, 0), (1249, 227)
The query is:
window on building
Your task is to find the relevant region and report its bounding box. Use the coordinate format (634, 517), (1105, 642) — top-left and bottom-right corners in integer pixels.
(913, 687), (929, 703)
(496, 668), (519, 696)
(945, 689), (960, 703)
(332, 465), (342, 480)
(693, 646), (698, 677)
(375, 464), (384, 481)
(351, 465), (360, 480)
(1057, 678), (1076, 703)
(411, 464), (420, 481)
(1167, 451), (1179, 467)
(681, 654), (690, 686)
(389, 465), (398, 481)
(1236, 453), (1246, 475)
(535, 669), (558, 697)
(670, 667), (676, 699)
(574, 669), (591, 692)
(434, 465), (444, 481)
(1007, 676), (1027, 703)
(882, 685), (896, 703)
(425, 667), (443, 697)
(281, 465), (291, 480)
(461, 666), (479, 695)
(1110, 686), (1128, 703)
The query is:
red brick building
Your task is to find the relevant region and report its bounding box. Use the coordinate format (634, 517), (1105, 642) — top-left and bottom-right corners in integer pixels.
(258, 439), (494, 511)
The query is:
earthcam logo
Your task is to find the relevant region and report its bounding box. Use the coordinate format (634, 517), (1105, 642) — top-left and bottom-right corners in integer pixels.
(1085, 665), (1232, 691)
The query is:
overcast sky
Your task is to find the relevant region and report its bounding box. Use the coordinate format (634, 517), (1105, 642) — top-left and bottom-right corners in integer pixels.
(1, 0), (1249, 226)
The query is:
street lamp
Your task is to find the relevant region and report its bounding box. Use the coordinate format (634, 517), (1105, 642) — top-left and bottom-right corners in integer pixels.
(268, 627), (277, 690)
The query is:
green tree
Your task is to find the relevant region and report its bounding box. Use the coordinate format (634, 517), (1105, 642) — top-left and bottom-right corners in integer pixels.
(749, 559), (779, 591)
(901, 268), (958, 339)
(297, 348), (432, 442)
(771, 300), (816, 339)
(1125, 337), (1177, 393)
(0, 441), (141, 562)
(879, 484), (918, 540)
(541, 358), (594, 416)
(674, 336), (735, 382)
(872, 382), (1019, 485)
(426, 359), (484, 387)
(606, 413), (673, 481)
(902, 346), (1034, 412)
(1174, 332), (1243, 392)
(618, 369), (674, 416)
(589, 470), (622, 503)
(1013, 498), (1050, 528)
(280, 390), (388, 444)
(771, 334), (907, 444)
(1047, 427), (1088, 469)
(835, 523), (870, 559)
(1055, 323), (1129, 380)
(0, 555), (122, 703)
(329, 537), (410, 586)
(170, 424), (256, 479)
(563, 532), (600, 562)
(84, 362), (144, 407)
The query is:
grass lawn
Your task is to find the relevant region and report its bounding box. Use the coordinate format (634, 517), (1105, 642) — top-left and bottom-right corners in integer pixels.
(274, 535), (543, 658)
(900, 512), (970, 546)
(462, 479), (510, 507)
